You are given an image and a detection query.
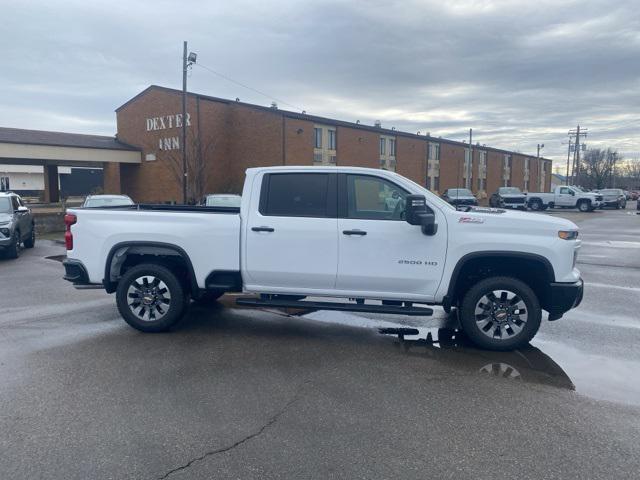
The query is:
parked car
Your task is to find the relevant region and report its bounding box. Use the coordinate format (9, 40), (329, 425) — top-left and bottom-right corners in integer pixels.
(63, 166), (584, 351)
(203, 194), (242, 208)
(489, 187), (527, 209)
(441, 188), (478, 207)
(82, 194), (134, 208)
(623, 190), (631, 200)
(596, 189), (627, 209)
(0, 192), (36, 258)
(630, 191), (639, 201)
(526, 186), (603, 212)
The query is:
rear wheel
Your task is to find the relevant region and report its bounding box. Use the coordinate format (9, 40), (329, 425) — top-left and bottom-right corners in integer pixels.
(459, 276), (542, 351)
(116, 263), (186, 332)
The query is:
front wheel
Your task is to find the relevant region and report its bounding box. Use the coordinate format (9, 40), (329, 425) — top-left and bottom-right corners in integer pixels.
(459, 276), (542, 351)
(23, 226), (36, 249)
(5, 231), (20, 259)
(577, 200), (590, 212)
(116, 263), (187, 332)
(529, 199), (542, 211)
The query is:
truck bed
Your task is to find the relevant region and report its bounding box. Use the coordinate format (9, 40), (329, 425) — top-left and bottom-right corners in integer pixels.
(66, 205), (241, 288)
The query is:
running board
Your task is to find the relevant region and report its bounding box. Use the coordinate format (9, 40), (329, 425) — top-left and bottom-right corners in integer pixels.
(235, 298), (433, 316)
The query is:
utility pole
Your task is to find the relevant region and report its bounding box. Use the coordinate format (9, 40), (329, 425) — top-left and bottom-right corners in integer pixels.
(567, 126), (587, 185)
(181, 41), (188, 204)
(565, 139), (572, 185)
(468, 128), (473, 190)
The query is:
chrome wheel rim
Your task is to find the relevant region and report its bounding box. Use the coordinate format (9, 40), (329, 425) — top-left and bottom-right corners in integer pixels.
(127, 275), (171, 322)
(474, 289), (528, 340)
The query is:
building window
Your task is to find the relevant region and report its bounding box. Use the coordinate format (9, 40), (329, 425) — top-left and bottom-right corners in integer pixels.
(524, 179), (529, 192)
(428, 142), (440, 160)
(464, 148), (473, 189)
(503, 154), (512, 187)
(379, 135), (396, 171)
(0, 176), (9, 191)
(313, 125), (336, 165)
(427, 142), (440, 192)
(477, 178), (486, 192)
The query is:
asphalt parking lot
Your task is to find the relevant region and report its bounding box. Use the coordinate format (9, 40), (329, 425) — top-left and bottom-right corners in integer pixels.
(1, 205), (639, 479)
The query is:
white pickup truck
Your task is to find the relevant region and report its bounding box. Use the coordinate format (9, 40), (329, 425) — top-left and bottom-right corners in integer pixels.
(526, 185), (603, 212)
(63, 166), (583, 350)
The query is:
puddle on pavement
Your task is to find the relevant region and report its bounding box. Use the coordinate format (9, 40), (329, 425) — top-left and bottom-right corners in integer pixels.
(301, 309), (640, 407)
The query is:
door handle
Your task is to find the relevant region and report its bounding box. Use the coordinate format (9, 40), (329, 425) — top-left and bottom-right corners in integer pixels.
(342, 229), (367, 236)
(251, 226), (275, 232)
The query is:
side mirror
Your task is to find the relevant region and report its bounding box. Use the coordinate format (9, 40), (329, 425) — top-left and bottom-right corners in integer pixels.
(17, 206), (29, 213)
(405, 194), (438, 236)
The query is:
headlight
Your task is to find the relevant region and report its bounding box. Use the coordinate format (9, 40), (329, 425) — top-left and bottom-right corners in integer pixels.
(0, 228), (10, 236)
(558, 230), (579, 240)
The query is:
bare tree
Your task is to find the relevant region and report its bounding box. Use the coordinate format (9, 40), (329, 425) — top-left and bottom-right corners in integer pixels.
(578, 148), (620, 189)
(164, 135), (216, 204)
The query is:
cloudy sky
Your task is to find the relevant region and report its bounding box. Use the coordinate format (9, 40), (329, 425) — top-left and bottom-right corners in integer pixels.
(2, 0), (639, 168)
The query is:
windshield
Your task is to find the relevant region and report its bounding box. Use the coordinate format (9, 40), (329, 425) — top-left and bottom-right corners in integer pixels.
(500, 187), (522, 195)
(205, 195), (241, 207)
(0, 197), (12, 214)
(600, 189), (621, 195)
(447, 189), (473, 196)
(84, 196), (133, 208)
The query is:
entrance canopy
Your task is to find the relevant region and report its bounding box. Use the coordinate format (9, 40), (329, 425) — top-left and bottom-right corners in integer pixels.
(0, 127), (140, 202)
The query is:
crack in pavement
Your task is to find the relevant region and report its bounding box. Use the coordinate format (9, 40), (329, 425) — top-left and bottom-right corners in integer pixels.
(156, 385), (308, 480)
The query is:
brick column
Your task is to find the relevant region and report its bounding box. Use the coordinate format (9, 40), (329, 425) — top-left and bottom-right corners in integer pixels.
(43, 165), (60, 203)
(103, 163), (122, 194)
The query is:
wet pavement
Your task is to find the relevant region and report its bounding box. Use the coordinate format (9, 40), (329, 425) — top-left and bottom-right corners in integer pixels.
(0, 205), (639, 479)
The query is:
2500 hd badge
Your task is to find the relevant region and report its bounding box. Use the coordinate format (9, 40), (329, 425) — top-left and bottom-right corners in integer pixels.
(398, 259), (439, 266)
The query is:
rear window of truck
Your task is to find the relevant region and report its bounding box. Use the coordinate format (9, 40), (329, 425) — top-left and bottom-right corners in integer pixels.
(260, 173), (336, 218)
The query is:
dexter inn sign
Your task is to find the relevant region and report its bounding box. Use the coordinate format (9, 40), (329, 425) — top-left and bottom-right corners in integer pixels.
(146, 113), (191, 151)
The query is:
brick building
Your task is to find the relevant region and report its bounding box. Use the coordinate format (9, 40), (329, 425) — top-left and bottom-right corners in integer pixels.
(109, 85), (552, 203)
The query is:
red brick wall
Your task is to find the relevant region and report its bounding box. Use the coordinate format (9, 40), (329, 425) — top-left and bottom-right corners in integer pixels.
(511, 154), (526, 190)
(336, 127), (378, 168)
(439, 143), (465, 192)
(102, 163), (121, 194)
(284, 118), (314, 166)
(396, 136), (427, 185)
(486, 151), (503, 197)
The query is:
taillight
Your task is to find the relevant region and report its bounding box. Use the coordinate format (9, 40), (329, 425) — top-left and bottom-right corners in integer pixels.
(64, 213), (77, 250)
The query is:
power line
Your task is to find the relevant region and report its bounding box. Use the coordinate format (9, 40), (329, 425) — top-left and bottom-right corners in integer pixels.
(193, 62), (305, 112)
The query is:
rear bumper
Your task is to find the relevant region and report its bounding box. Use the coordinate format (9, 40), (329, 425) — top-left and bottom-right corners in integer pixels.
(62, 258), (91, 285)
(546, 278), (584, 320)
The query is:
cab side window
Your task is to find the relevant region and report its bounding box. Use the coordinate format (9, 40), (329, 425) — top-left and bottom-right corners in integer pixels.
(260, 173), (336, 218)
(11, 196), (19, 212)
(344, 175), (409, 220)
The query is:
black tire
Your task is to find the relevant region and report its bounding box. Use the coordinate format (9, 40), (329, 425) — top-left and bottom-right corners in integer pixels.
(459, 276), (542, 351)
(5, 231), (20, 259)
(23, 225), (36, 249)
(116, 263), (186, 332)
(577, 200), (590, 212)
(548, 202), (555, 209)
(529, 199), (542, 211)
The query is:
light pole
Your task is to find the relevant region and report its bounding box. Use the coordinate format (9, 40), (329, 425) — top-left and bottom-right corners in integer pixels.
(182, 41), (197, 204)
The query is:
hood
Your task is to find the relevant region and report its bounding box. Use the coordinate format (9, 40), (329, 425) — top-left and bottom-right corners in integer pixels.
(449, 195), (476, 200)
(0, 212), (13, 224)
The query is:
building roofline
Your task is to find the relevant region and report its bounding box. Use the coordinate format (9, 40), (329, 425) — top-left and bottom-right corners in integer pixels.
(0, 126), (140, 152)
(117, 85), (552, 161)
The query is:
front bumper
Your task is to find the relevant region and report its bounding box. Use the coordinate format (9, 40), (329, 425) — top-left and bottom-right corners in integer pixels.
(546, 278), (584, 321)
(63, 258), (91, 285)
